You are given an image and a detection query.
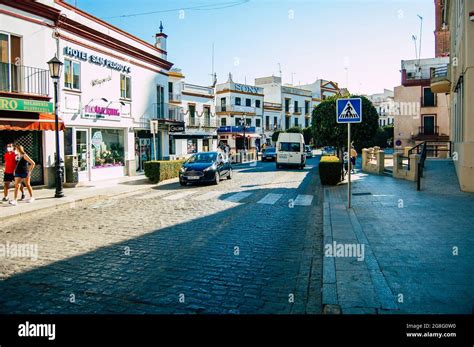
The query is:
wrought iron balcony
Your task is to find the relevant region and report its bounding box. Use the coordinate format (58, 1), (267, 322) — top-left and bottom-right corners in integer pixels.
(0, 62), (49, 97)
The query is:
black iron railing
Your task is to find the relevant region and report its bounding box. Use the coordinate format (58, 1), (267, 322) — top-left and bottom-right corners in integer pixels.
(0, 62), (49, 96)
(418, 126), (439, 136)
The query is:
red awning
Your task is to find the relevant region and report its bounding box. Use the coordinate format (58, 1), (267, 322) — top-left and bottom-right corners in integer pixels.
(0, 113), (65, 131)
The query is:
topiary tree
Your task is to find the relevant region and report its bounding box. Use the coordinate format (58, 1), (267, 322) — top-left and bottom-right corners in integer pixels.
(312, 95), (379, 156)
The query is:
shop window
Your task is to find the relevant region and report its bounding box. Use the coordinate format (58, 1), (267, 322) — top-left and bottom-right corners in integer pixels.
(187, 138), (197, 154)
(64, 128), (73, 156)
(64, 59), (80, 90)
(91, 128), (124, 169)
(120, 74), (131, 99)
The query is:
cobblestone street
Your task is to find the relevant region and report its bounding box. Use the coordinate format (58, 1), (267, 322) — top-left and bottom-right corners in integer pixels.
(0, 158), (323, 314)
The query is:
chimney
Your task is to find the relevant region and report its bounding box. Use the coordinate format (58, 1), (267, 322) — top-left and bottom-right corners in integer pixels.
(155, 21), (167, 59)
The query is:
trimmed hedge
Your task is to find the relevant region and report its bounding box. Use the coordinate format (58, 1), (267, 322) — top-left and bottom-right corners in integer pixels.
(319, 155), (342, 185)
(144, 160), (185, 184)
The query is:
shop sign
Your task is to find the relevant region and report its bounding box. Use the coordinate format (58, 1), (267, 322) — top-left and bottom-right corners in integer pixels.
(169, 124), (185, 132)
(234, 84), (262, 94)
(64, 46), (131, 73)
(83, 105), (121, 121)
(0, 97), (53, 113)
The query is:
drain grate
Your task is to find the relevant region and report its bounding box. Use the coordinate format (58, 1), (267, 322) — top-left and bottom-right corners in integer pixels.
(352, 192), (372, 196)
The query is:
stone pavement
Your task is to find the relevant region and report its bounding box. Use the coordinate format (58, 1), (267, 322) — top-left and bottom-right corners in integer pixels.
(0, 158), (323, 314)
(322, 158), (474, 314)
(0, 175), (156, 221)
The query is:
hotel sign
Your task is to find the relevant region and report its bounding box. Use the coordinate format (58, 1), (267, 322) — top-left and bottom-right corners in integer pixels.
(64, 46), (131, 73)
(0, 97), (53, 113)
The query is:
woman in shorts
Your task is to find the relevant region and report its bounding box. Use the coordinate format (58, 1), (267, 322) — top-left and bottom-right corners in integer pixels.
(9, 145), (35, 206)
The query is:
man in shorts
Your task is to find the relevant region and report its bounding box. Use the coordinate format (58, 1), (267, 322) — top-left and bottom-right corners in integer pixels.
(3, 143), (24, 202)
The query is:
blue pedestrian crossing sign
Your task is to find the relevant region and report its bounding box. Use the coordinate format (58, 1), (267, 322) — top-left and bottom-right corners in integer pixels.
(337, 98), (362, 123)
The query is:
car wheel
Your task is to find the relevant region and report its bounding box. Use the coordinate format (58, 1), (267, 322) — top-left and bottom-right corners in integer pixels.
(179, 180), (187, 186)
(276, 164), (280, 169)
(227, 168), (232, 179)
(213, 172), (220, 185)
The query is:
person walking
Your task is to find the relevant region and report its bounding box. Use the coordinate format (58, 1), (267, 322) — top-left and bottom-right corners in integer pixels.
(2, 143), (24, 202)
(350, 144), (358, 174)
(9, 145), (35, 206)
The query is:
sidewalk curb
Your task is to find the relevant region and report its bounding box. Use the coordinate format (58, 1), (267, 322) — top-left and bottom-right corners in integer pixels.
(322, 187), (339, 311)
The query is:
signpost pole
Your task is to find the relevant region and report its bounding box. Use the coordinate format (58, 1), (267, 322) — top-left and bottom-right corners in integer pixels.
(153, 133), (157, 161)
(348, 123), (351, 209)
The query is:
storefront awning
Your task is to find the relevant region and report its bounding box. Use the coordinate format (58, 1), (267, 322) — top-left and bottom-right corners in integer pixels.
(0, 113), (65, 131)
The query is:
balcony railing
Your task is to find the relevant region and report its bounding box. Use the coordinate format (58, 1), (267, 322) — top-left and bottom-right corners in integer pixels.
(431, 65), (448, 78)
(430, 65), (451, 93)
(216, 104), (257, 113)
(293, 107), (302, 114)
(263, 102), (282, 110)
(148, 103), (184, 121)
(169, 93), (182, 102)
(418, 126), (439, 136)
(0, 63), (49, 96)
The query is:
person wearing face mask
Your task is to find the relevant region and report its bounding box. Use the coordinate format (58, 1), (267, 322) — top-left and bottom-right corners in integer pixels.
(2, 143), (24, 202)
(9, 145), (35, 206)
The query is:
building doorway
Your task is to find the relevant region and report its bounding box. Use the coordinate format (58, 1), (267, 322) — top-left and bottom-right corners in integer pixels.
(422, 115), (436, 135)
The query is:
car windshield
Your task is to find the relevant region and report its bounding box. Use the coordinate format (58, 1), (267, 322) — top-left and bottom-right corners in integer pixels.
(305, 146), (311, 151)
(279, 142), (301, 152)
(187, 153), (217, 163)
(265, 147), (276, 153)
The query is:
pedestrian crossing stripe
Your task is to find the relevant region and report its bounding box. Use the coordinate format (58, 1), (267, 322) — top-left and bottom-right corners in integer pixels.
(191, 190), (222, 201)
(294, 194), (313, 206)
(257, 193), (283, 205)
(163, 190), (196, 200)
(223, 192), (252, 202)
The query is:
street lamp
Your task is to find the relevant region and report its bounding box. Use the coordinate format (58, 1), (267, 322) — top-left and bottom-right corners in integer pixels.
(47, 55), (64, 198)
(239, 113), (247, 153)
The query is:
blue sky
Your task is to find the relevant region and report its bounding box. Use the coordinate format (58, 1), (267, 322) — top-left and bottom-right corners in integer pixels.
(67, 0), (436, 95)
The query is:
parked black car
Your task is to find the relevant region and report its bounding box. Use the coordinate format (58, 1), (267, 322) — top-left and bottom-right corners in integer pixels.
(261, 147), (277, 161)
(179, 152), (232, 186)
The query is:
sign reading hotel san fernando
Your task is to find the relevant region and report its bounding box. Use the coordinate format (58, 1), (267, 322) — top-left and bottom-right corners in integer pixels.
(0, 97), (53, 113)
(64, 46), (131, 73)
(337, 98), (362, 123)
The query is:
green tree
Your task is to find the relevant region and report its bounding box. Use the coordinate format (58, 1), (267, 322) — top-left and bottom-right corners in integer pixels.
(303, 126), (313, 146)
(286, 126), (303, 133)
(312, 95), (379, 154)
(272, 130), (284, 143)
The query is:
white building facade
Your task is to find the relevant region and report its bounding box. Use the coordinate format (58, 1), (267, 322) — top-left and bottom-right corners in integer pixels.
(255, 76), (313, 145)
(167, 69), (218, 159)
(0, 0), (174, 184)
(368, 89), (395, 127)
(215, 75), (264, 157)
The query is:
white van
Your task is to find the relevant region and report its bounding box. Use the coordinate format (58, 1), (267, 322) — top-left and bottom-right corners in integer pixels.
(276, 133), (306, 169)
